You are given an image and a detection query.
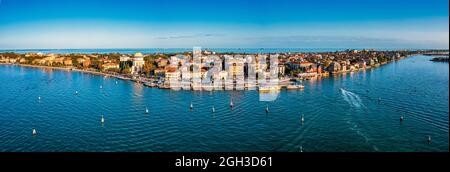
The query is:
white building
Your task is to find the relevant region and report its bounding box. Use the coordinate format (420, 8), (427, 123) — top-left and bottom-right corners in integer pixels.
(120, 56), (130, 62)
(131, 52), (145, 75)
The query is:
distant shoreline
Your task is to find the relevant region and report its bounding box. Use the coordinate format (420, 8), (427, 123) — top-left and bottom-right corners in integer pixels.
(1, 63), (134, 82)
(430, 57), (449, 62)
(1, 48), (448, 55)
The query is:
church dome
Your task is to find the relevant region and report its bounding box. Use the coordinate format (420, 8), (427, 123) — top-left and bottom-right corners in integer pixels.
(134, 52), (143, 58)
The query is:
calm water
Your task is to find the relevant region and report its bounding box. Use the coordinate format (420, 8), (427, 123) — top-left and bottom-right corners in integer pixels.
(0, 55), (448, 152)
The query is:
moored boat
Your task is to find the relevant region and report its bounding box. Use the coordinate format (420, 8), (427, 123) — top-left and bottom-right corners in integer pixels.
(258, 86), (281, 93)
(286, 85), (304, 90)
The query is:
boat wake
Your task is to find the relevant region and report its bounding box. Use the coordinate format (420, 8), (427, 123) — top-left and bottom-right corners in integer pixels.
(340, 88), (364, 108)
(341, 88), (378, 151)
(345, 119), (379, 151)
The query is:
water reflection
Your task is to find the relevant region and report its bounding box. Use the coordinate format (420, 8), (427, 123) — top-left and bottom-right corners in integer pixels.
(133, 81), (144, 97)
(259, 92), (280, 102)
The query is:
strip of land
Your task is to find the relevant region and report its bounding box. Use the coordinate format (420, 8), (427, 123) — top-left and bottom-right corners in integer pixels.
(1, 49), (448, 91)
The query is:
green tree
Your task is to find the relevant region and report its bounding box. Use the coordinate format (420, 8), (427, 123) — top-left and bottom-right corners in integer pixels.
(143, 60), (156, 77)
(90, 58), (102, 70)
(108, 53), (121, 61)
(121, 65), (131, 74)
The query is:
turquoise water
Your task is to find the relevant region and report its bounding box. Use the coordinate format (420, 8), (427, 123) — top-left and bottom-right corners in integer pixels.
(0, 55), (448, 152)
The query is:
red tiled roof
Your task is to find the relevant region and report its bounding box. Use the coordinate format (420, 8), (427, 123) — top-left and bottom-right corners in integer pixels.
(166, 67), (177, 72)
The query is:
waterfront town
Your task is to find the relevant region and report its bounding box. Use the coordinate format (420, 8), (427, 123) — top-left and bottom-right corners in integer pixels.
(0, 49), (447, 91)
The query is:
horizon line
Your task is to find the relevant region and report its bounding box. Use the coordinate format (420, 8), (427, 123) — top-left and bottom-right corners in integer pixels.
(1, 47), (449, 50)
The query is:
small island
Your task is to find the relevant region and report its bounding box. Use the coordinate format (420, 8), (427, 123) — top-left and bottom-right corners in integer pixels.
(430, 57), (449, 62)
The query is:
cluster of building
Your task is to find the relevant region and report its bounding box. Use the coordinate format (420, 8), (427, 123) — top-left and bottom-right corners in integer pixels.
(0, 52), (122, 72)
(281, 49), (407, 78)
(160, 48), (415, 90)
(1, 48), (440, 91)
(163, 48), (283, 90)
(119, 52), (145, 75)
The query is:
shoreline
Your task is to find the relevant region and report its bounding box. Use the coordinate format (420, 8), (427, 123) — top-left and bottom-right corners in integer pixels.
(1, 63), (133, 82)
(0, 54), (415, 90)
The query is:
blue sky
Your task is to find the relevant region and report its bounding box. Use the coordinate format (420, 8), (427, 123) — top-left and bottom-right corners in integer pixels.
(0, 0), (448, 49)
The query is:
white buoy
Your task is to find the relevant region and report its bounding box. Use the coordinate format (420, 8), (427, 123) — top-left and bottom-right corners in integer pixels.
(212, 106), (215, 113)
(427, 136), (431, 143)
(301, 114), (305, 123)
(100, 85), (103, 89)
(115, 81), (118, 84)
(190, 102), (193, 109)
(38, 96), (41, 100)
(400, 116), (404, 121)
(75, 91), (78, 95)
(101, 115), (104, 123)
(230, 100), (234, 108)
(145, 107), (149, 114)
(32, 129), (37, 135)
